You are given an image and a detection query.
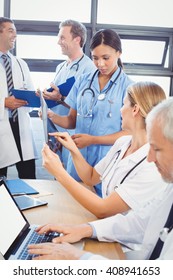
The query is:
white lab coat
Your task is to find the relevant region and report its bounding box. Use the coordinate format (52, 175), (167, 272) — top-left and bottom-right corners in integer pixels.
(95, 136), (166, 209)
(0, 53), (37, 168)
(88, 184), (173, 260)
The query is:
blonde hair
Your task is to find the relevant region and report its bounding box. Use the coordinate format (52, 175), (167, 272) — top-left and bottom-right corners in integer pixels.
(127, 81), (166, 119)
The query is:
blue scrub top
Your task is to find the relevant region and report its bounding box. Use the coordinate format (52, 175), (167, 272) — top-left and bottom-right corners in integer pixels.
(49, 54), (96, 168)
(65, 67), (133, 186)
(52, 54), (96, 117)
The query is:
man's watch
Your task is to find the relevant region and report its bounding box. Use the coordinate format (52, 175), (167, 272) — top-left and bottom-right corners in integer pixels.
(57, 95), (65, 103)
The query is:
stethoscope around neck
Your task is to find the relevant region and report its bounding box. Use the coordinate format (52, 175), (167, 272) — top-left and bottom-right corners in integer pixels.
(103, 150), (147, 195)
(16, 58), (27, 89)
(78, 67), (122, 118)
(54, 54), (84, 79)
(1, 55), (27, 89)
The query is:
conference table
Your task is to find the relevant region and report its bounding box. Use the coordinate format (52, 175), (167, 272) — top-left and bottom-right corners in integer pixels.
(23, 179), (125, 260)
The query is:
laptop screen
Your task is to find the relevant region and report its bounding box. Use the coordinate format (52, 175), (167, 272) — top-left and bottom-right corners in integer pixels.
(0, 180), (29, 257)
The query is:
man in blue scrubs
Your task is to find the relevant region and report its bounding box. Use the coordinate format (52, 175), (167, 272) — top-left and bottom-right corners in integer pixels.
(42, 19), (96, 169)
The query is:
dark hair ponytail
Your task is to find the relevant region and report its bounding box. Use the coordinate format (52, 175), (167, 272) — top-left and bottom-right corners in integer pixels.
(90, 29), (123, 67)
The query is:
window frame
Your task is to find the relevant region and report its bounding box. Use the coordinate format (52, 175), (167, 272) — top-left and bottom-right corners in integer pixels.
(2, 0), (173, 96)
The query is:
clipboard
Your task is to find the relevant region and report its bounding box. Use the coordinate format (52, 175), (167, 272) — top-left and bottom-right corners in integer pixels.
(12, 77), (75, 108)
(11, 89), (41, 107)
(11, 89), (57, 108)
(47, 76), (75, 96)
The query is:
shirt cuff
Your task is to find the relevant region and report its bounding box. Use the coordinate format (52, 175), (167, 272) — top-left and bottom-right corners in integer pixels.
(80, 252), (95, 260)
(88, 223), (97, 239)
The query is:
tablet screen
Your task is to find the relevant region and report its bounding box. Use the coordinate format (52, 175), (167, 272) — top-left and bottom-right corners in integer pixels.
(14, 195), (48, 210)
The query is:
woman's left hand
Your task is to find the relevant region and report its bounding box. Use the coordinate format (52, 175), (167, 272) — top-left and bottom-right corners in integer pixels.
(42, 144), (63, 176)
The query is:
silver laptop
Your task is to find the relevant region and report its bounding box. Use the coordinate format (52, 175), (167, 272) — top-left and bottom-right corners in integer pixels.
(0, 179), (59, 260)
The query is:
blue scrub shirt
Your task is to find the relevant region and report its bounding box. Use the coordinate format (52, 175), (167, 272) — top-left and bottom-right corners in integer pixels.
(65, 67), (133, 196)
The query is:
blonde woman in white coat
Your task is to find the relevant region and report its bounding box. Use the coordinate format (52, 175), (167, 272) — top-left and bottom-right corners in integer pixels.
(0, 17), (37, 178)
(40, 81), (167, 219)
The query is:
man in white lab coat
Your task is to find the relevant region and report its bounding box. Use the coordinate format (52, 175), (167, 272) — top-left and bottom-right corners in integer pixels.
(28, 98), (173, 260)
(0, 17), (37, 178)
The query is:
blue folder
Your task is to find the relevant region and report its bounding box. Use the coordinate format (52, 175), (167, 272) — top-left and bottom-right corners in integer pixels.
(47, 76), (75, 96)
(12, 76), (75, 108)
(11, 89), (57, 108)
(6, 179), (39, 195)
(12, 89), (41, 107)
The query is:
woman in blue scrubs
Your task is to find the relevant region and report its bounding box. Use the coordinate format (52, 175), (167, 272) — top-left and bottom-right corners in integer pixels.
(48, 29), (133, 196)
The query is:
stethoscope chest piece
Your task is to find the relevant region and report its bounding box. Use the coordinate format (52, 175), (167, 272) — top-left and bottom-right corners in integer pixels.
(98, 93), (106, 101)
(97, 67), (122, 102)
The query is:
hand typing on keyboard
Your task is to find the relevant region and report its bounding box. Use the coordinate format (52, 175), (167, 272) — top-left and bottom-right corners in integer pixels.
(33, 223), (86, 244)
(18, 231), (60, 260)
(28, 242), (85, 260)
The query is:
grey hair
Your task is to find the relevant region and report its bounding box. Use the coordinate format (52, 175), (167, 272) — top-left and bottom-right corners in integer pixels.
(59, 19), (87, 47)
(146, 97), (173, 143)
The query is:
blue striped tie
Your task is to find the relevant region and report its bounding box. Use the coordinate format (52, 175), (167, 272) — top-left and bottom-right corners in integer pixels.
(2, 54), (18, 121)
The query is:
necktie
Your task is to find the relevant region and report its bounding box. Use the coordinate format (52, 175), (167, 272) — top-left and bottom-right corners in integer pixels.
(2, 54), (18, 122)
(149, 204), (173, 259)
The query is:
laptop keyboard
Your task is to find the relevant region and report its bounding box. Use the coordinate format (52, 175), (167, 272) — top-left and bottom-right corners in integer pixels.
(18, 231), (59, 260)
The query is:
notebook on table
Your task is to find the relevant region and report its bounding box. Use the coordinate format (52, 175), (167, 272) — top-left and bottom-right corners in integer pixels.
(6, 178), (39, 195)
(0, 179), (59, 260)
